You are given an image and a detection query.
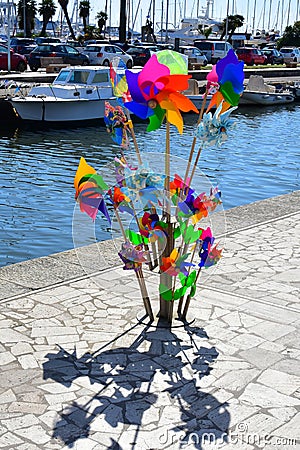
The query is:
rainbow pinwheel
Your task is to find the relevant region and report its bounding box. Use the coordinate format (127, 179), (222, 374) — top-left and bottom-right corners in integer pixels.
(118, 241), (148, 271)
(160, 248), (194, 277)
(139, 212), (167, 243)
(124, 51), (198, 133)
(206, 49), (244, 112)
(74, 157), (111, 223)
(196, 101), (237, 147)
(104, 102), (129, 148)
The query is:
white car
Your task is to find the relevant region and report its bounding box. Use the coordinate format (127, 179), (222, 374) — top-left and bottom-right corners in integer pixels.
(83, 44), (133, 68)
(179, 46), (208, 66)
(280, 47), (300, 63)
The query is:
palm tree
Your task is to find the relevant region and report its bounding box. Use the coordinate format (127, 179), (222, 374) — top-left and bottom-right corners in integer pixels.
(57, 0), (76, 40)
(79, 0), (90, 34)
(17, 0), (37, 37)
(39, 0), (56, 36)
(220, 14), (244, 40)
(96, 11), (108, 35)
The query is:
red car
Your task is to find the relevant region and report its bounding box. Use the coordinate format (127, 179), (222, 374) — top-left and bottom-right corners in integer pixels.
(236, 47), (267, 66)
(0, 44), (27, 72)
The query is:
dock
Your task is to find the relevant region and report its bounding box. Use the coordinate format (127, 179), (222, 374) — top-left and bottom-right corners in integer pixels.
(0, 192), (299, 448)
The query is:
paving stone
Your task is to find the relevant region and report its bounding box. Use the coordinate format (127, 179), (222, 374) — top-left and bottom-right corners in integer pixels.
(257, 369), (300, 395)
(0, 352), (16, 366)
(0, 389), (17, 405)
(272, 412), (300, 441)
(11, 342), (34, 356)
(239, 347), (282, 370)
(1, 414), (39, 431)
(239, 383), (300, 408)
(0, 432), (24, 447)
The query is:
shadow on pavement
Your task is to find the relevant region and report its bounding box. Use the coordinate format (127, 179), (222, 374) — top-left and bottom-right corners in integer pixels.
(43, 322), (230, 449)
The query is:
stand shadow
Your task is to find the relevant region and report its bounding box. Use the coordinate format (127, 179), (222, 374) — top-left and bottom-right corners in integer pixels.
(43, 322), (230, 449)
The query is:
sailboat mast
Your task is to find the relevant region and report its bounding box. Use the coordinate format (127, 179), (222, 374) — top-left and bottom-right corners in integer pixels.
(286, 0), (291, 28)
(297, 0), (300, 21)
(268, 0), (273, 30)
(252, 0), (257, 35)
(262, 0), (266, 30)
(281, 0), (285, 34)
(152, 0), (155, 33)
(165, 0), (169, 41)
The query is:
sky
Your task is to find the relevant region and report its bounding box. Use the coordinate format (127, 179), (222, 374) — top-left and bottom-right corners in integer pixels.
(55, 0), (300, 36)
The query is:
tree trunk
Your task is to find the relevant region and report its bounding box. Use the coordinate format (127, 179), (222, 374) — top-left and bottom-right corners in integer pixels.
(119, 0), (126, 42)
(63, 7), (76, 40)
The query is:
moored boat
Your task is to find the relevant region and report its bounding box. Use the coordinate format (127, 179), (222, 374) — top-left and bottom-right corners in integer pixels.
(9, 66), (118, 123)
(240, 75), (295, 105)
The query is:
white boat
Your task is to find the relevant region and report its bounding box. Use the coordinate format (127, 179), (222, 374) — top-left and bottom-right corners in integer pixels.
(240, 75), (295, 105)
(10, 66), (117, 123)
(184, 76), (295, 110)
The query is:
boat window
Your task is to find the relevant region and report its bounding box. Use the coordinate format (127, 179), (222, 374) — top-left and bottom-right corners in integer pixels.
(69, 71), (90, 83)
(55, 70), (70, 82)
(91, 72), (109, 84)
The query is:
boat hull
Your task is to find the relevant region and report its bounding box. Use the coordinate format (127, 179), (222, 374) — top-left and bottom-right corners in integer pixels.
(240, 91), (294, 105)
(10, 97), (117, 122)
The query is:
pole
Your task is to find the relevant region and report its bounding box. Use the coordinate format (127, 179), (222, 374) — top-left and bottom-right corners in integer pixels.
(297, 0), (300, 21)
(281, 0), (285, 35)
(225, 0), (230, 42)
(7, 0), (11, 72)
(252, 0), (257, 36)
(23, 0), (26, 37)
(286, 0), (291, 28)
(268, 0), (273, 30)
(165, 0), (169, 42)
(262, 0), (266, 31)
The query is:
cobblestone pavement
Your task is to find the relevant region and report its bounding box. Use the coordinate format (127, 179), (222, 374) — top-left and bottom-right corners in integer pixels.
(0, 202), (299, 449)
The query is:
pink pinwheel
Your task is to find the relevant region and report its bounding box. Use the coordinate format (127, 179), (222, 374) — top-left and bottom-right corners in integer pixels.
(125, 53), (198, 133)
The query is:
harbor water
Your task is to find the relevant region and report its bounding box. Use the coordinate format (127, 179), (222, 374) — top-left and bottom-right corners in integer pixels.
(1, 104), (300, 267)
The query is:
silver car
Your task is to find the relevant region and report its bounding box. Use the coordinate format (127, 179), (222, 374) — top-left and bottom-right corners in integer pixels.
(280, 47), (300, 63)
(83, 44), (133, 68)
(179, 46), (208, 67)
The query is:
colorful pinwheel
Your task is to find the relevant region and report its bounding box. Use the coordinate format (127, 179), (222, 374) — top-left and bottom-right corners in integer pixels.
(206, 49), (244, 112)
(104, 102), (129, 148)
(124, 51), (198, 133)
(196, 101), (237, 147)
(160, 248), (194, 277)
(118, 241), (148, 271)
(109, 58), (132, 103)
(74, 157), (111, 223)
(139, 212), (167, 243)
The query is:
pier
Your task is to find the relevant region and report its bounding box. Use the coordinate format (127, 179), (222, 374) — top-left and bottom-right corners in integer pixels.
(0, 192), (299, 448)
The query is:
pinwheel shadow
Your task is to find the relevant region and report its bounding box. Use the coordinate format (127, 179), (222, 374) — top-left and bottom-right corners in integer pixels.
(43, 322), (230, 449)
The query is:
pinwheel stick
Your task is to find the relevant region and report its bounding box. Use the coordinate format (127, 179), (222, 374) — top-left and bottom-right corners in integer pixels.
(136, 267), (154, 321)
(164, 120), (171, 218)
(184, 89), (209, 185)
(114, 207), (127, 241)
(189, 145), (203, 186)
(182, 267), (202, 321)
(126, 118), (142, 165)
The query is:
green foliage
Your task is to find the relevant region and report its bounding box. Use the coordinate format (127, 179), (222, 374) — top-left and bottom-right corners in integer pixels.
(277, 21), (300, 48)
(220, 14), (244, 40)
(17, 0), (37, 36)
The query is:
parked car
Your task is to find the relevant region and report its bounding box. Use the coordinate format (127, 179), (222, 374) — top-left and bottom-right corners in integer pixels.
(261, 48), (284, 64)
(35, 37), (61, 45)
(0, 44), (27, 71)
(125, 45), (157, 66)
(235, 47), (267, 65)
(28, 44), (89, 71)
(82, 44), (133, 68)
(193, 40), (233, 63)
(179, 45), (208, 66)
(279, 47), (300, 63)
(66, 40), (85, 52)
(10, 37), (36, 58)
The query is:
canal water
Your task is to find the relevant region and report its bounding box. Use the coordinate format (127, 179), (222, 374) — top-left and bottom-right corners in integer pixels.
(1, 104), (300, 267)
